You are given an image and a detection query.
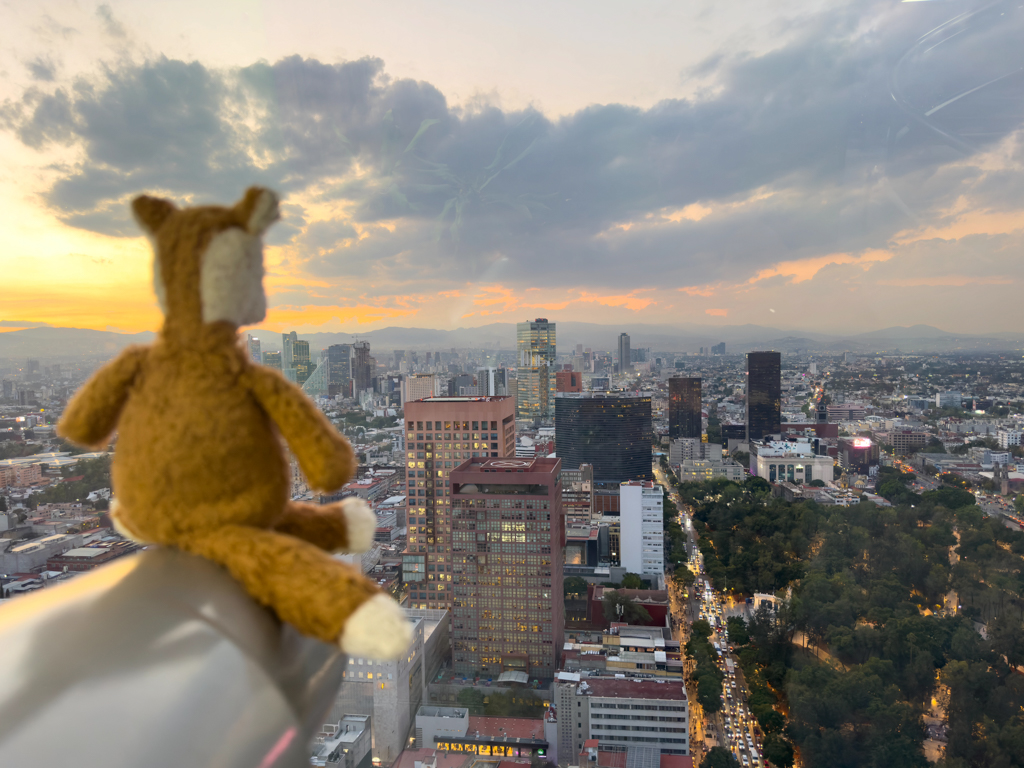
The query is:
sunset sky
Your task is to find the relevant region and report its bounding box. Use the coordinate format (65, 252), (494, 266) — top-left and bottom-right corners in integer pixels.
(1, 0), (1023, 336)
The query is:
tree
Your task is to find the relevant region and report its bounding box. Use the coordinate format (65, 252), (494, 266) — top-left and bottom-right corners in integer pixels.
(602, 592), (652, 625)
(700, 746), (740, 768)
(621, 572), (646, 590)
(763, 735), (795, 768)
(457, 688), (486, 715)
(696, 673), (723, 714)
(671, 568), (695, 589)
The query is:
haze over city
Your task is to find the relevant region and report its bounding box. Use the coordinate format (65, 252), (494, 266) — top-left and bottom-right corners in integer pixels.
(2, 0), (1023, 336)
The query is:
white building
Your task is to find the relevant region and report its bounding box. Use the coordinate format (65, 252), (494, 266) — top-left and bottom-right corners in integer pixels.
(997, 429), (1022, 450)
(668, 438), (722, 465)
(750, 437), (834, 485)
(620, 481), (663, 578)
(553, 677), (689, 762)
(328, 608), (449, 764)
(935, 391), (962, 408)
(402, 375), (438, 406)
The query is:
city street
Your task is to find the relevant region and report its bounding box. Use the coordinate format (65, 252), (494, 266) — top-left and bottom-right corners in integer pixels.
(655, 462), (767, 767)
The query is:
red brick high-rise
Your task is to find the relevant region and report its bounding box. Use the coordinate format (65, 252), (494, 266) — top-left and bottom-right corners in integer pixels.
(555, 370), (583, 393)
(402, 396), (515, 611)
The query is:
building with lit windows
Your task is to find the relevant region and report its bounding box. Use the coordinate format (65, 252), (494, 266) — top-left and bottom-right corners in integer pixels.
(246, 334), (261, 364)
(261, 351), (282, 370)
(668, 377), (701, 440)
(401, 397), (515, 612)
(554, 393), (652, 482)
(746, 351), (781, 442)
(516, 319), (556, 421)
(326, 343), (353, 395)
(449, 456), (564, 679)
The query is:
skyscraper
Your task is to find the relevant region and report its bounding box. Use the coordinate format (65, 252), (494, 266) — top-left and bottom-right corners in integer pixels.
(620, 480), (664, 578)
(352, 341), (373, 395)
(282, 331), (297, 369)
(450, 456), (564, 679)
(554, 393), (652, 482)
(617, 333), (631, 374)
(516, 319), (556, 420)
(402, 396), (516, 613)
(292, 339), (312, 385)
(668, 377), (702, 439)
(326, 343), (353, 395)
(246, 335), (261, 365)
(746, 351), (782, 442)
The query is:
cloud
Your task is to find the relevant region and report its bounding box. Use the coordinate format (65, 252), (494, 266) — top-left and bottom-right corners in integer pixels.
(25, 56), (59, 82)
(2, 0), (1023, 326)
(96, 4), (127, 39)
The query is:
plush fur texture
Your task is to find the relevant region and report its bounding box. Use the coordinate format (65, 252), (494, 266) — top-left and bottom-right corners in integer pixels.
(338, 498), (377, 554)
(340, 593), (413, 658)
(58, 187), (407, 655)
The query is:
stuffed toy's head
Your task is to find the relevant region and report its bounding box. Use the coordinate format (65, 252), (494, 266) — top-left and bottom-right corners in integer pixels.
(133, 186), (278, 335)
(57, 187), (412, 661)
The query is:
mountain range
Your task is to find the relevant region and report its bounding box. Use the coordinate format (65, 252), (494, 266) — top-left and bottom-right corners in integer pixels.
(0, 322), (1021, 361)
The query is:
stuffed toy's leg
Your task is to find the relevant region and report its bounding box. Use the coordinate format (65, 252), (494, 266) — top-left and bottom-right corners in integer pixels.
(179, 525), (411, 658)
(273, 498), (377, 554)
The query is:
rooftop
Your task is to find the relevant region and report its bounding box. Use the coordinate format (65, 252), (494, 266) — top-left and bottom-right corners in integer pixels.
(575, 678), (686, 700)
(466, 716), (546, 742)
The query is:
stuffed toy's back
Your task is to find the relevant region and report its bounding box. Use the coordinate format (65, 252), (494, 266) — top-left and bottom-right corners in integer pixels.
(58, 187), (411, 659)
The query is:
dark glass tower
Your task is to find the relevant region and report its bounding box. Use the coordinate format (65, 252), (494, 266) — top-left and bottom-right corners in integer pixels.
(668, 377), (702, 439)
(554, 393), (652, 482)
(746, 351), (781, 442)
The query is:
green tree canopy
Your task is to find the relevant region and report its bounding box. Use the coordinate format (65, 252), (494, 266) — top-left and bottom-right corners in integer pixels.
(700, 747), (740, 768)
(621, 572), (646, 589)
(602, 592), (652, 625)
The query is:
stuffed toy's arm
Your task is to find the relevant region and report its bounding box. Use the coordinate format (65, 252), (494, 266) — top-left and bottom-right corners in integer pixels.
(57, 346), (149, 448)
(243, 366), (356, 492)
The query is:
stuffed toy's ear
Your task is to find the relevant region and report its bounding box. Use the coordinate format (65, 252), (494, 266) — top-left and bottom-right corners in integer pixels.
(132, 195), (177, 236)
(235, 187), (279, 236)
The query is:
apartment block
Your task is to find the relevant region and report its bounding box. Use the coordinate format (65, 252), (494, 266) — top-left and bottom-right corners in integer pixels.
(402, 397), (515, 612)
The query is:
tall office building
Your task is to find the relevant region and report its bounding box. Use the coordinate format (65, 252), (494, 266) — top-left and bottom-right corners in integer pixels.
(327, 344), (353, 395)
(476, 368), (508, 397)
(352, 341), (373, 395)
(516, 319), (556, 421)
(617, 333), (631, 374)
(402, 396), (516, 612)
(449, 456), (564, 679)
(619, 481), (664, 578)
(746, 351), (782, 442)
(246, 335), (261, 365)
(555, 370), (583, 393)
(282, 331), (297, 369)
(554, 393), (652, 482)
(262, 351), (282, 370)
(292, 339), (312, 385)
(668, 377), (702, 439)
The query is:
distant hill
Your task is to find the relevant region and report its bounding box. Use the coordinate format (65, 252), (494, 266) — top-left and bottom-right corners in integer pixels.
(1, 321), (1020, 361)
(0, 327), (156, 359)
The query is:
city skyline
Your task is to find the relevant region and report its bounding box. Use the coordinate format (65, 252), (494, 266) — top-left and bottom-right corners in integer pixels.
(2, 2), (1023, 336)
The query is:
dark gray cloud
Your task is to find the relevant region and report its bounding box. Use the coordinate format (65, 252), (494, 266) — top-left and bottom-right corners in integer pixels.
(26, 56), (59, 82)
(4, 0), (1023, 291)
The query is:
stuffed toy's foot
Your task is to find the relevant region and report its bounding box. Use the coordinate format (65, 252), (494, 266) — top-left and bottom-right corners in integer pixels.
(339, 593), (413, 659)
(337, 498), (376, 554)
(273, 499), (376, 553)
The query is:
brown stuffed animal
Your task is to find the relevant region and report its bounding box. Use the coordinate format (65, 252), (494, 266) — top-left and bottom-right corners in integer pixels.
(57, 187), (411, 659)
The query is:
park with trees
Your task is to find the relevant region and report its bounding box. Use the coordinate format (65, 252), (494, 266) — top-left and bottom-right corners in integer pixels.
(680, 472), (1024, 768)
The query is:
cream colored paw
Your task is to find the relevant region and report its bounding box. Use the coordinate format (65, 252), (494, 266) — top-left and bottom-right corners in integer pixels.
(109, 500), (154, 545)
(339, 594), (413, 660)
(338, 498), (377, 554)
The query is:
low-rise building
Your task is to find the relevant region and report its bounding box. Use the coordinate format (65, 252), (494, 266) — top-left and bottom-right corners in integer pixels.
(310, 715), (372, 768)
(749, 437), (834, 485)
(553, 677), (688, 763)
